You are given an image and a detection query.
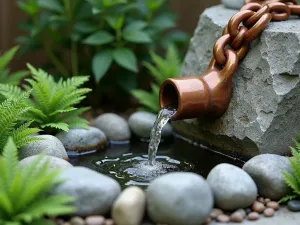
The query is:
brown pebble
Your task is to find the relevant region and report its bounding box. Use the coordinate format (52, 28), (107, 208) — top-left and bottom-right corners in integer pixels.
(70, 217), (85, 225)
(86, 216), (105, 225)
(63, 223), (71, 225)
(264, 198), (271, 204)
(252, 201), (265, 213)
(217, 214), (230, 223)
(230, 211), (244, 222)
(264, 208), (275, 217)
(210, 208), (224, 219)
(104, 219), (114, 225)
(56, 219), (65, 225)
(257, 196), (265, 204)
(248, 212), (260, 221)
(266, 201), (279, 210)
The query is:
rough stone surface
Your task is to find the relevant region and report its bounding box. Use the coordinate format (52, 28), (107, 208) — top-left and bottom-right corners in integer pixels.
(211, 207), (300, 225)
(221, 0), (244, 9)
(112, 186), (146, 225)
(20, 135), (68, 160)
(56, 126), (107, 152)
(94, 113), (131, 141)
(207, 163), (257, 211)
(19, 155), (73, 170)
(128, 112), (173, 139)
(172, 5), (300, 158)
(52, 167), (121, 216)
(243, 154), (292, 200)
(147, 172), (213, 225)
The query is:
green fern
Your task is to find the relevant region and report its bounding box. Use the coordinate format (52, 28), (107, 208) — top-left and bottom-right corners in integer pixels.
(279, 139), (300, 203)
(0, 46), (29, 85)
(132, 45), (182, 113)
(0, 64), (91, 134)
(0, 92), (40, 152)
(0, 137), (75, 225)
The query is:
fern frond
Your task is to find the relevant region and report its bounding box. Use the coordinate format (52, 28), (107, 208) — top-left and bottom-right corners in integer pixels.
(41, 123), (69, 132)
(0, 138), (75, 224)
(0, 46), (19, 70)
(283, 171), (300, 195)
(131, 89), (160, 113)
(11, 121), (41, 148)
(0, 84), (24, 101)
(279, 195), (298, 203)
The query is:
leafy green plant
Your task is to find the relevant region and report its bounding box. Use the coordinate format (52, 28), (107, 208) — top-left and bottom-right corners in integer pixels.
(131, 45), (182, 113)
(0, 46), (29, 85)
(280, 138), (300, 203)
(0, 64), (91, 134)
(0, 91), (40, 152)
(16, 0), (188, 106)
(0, 137), (75, 225)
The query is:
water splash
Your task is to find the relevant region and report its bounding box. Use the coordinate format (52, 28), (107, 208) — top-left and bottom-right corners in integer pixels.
(148, 105), (177, 165)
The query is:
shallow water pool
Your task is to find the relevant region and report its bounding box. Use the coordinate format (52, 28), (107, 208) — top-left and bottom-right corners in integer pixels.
(69, 135), (245, 189)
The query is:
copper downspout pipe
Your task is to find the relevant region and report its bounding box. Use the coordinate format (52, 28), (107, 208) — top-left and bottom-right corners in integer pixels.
(159, 0), (300, 121)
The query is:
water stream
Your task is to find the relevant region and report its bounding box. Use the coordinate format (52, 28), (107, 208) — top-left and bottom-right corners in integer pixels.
(148, 105), (177, 166)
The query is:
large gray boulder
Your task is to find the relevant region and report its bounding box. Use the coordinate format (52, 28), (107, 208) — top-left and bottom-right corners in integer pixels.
(172, 5), (300, 158)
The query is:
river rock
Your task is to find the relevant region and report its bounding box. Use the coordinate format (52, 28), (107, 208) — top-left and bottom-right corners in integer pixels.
(221, 0), (244, 9)
(288, 200), (300, 212)
(147, 172), (213, 225)
(94, 113), (131, 141)
(172, 4), (300, 158)
(243, 154), (292, 200)
(207, 163), (257, 211)
(56, 126), (107, 152)
(52, 167), (121, 216)
(128, 112), (173, 139)
(20, 135), (68, 160)
(19, 155), (73, 170)
(112, 186), (146, 225)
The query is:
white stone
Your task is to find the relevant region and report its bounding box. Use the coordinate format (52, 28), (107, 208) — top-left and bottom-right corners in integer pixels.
(19, 155), (73, 170)
(221, 0), (244, 9)
(112, 186), (146, 225)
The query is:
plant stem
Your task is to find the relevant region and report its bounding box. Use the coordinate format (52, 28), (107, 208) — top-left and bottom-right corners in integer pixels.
(44, 44), (69, 78)
(71, 41), (79, 76)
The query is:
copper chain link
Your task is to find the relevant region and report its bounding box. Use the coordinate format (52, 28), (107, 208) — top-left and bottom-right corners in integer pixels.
(209, 0), (300, 72)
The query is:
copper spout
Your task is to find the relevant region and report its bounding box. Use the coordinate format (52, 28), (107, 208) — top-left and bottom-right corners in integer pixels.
(159, 49), (238, 120)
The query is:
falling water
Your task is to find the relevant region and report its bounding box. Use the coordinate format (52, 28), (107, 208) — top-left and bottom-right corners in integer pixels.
(148, 105), (177, 166)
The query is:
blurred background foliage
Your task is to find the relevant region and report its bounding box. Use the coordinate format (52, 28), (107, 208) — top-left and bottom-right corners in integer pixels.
(0, 0), (221, 112)
(15, 0), (189, 111)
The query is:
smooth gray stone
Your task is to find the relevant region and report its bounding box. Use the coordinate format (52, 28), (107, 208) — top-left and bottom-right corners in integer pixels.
(147, 172), (213, 225)
(19, 155), (73, 170)
(52, 167), (121, 216)
(207, 163), (257, 211)
(288, 200), (300, 212)
(94, 113), (131, 141)
(20, 135), (68, 160)
(128, 111), (173, 139)
(221, 0), (244, 9)
(243, 154), (292, 200)
(172, 5), (300, 158)
(56, 126), (107, 152)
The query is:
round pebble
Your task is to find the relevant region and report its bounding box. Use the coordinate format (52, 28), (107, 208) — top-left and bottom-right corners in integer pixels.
(63, 223), (71, 225)
(230, 211), (244, 222)
(85, 216), (105, 225)
(266, 201), (279, 210)
(210, 208), (224, 219)
(252, 201), (265, 213)
(264, 208), (275, 217)
(248, 212), (260, 221)
(265, 198), (271, 204)
(257, 197), (265, 204)
(70, 217), (85, 225)
(216, 214), (230, 223)
(288, 200), (300, 212)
